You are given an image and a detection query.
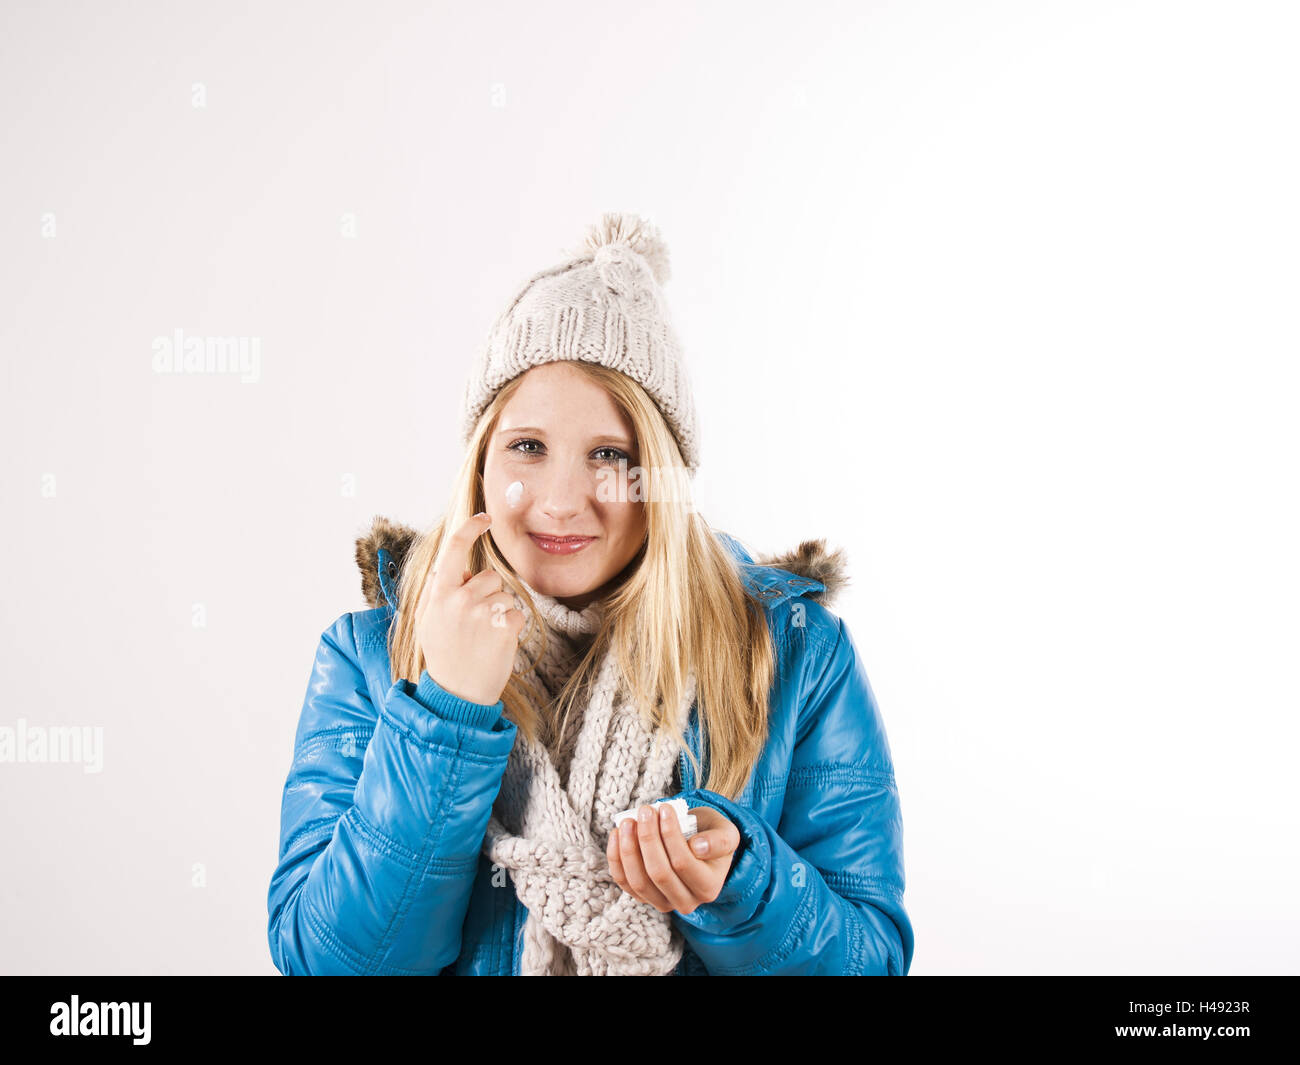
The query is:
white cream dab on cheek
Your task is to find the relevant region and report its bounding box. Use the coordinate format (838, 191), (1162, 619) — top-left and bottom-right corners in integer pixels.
(505, 480), (524, 507)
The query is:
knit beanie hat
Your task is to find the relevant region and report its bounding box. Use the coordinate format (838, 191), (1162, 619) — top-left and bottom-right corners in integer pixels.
(460, 211), (701, 474)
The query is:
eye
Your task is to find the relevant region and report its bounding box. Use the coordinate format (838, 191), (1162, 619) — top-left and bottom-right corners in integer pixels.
(507, 439), (631, 466)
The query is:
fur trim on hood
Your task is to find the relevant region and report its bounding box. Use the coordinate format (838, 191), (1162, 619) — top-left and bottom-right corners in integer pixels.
(354, 515), (848, 612)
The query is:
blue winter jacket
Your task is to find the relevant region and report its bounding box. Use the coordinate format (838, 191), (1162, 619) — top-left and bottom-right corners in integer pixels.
(267, 519), (915, 975)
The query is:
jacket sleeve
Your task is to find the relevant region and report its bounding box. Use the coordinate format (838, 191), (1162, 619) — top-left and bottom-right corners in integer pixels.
(670, 611), (915, 975)
(266, 612), (517, 975)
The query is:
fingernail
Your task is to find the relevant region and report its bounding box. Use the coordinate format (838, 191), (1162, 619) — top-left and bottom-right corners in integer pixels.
(621, 819), (634, 837)
(659, 806), (672, 824)
(692, 838), (709, 856)
(638, 805), (652, 823)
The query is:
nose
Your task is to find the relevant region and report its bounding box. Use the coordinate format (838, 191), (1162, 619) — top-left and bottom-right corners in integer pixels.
(537, 458), (592, 524)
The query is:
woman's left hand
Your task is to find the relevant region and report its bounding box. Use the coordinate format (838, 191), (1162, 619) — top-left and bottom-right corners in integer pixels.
(606, 804), (742, 915)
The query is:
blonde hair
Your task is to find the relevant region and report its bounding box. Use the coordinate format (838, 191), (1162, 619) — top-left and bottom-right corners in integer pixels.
(386, 363), (775, 800)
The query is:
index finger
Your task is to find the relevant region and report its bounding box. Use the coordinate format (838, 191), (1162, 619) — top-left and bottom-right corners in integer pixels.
(431, 512), (491, 597)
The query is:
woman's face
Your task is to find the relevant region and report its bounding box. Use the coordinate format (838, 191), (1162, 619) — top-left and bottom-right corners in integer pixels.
(482, 363), (647, 611)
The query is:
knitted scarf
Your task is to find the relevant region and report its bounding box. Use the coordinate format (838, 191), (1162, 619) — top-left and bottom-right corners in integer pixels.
(480, 578), (696, 976)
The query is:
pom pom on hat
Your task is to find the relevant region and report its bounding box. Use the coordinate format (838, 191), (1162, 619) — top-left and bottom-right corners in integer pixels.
(577, 211), (672, 285)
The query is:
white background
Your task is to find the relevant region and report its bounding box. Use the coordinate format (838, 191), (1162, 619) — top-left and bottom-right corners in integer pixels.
(1, 0), (1296, 974)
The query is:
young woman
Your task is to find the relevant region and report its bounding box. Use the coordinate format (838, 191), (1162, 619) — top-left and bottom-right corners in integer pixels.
(266, 213), (915, 975)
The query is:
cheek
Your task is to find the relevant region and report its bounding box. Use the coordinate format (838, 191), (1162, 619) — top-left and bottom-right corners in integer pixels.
(605, 503), (645, 542)
(482, 459), (513, 500)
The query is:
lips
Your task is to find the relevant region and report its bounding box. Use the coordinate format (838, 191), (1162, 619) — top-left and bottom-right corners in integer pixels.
(529, 533), (596, 555)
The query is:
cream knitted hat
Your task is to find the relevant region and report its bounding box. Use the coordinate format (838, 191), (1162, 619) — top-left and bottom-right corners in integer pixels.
(460, 211), (701, 473)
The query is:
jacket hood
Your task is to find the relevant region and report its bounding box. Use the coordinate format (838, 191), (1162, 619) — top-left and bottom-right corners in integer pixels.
(353, 515), (849, 613)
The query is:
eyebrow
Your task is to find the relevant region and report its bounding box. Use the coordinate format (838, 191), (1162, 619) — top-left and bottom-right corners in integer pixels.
(496, 426), (635, 447)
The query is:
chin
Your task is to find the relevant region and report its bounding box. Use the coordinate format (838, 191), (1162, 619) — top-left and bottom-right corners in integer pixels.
(529, 572), (596, 598)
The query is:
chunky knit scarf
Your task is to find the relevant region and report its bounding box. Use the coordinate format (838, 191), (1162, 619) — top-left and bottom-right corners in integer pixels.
(480, 578), (696, 976)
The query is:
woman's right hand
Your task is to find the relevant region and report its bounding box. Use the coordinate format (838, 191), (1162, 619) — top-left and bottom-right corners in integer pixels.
(415, 512), (526, 707)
